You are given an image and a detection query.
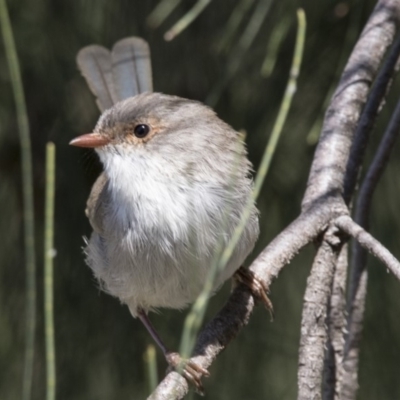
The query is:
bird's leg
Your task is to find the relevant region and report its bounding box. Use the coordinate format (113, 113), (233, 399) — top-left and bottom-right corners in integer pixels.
(137, 308), (209, 393)
(234, 266), (274, 319)
(137, 308), (169, 354)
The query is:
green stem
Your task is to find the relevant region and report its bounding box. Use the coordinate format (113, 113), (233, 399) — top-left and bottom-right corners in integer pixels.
(260, 14), (292, 77)
(0, 2), (37, 399)
(44, 143), (56, 400)
(215, 0), (256, 54)
(215, 8), (306, 292)
(144, 344), (158, 393)
(164, 0), (212, 41)
(179, 8), (307, 360)
(206, 0), (273, 107)
(179, 134), (247, 358)
(147, 0), (183, 29)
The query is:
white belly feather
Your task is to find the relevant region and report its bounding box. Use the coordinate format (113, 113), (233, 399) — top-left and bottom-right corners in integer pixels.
(86, 146), (258, 314)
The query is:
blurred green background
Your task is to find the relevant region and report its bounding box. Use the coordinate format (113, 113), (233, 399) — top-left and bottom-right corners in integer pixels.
(1, 0), (400, 399)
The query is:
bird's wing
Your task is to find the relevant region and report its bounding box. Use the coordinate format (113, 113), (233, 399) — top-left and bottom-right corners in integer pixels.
(76, 45), (118, 112)
(85, 172), (109, 234)
(111, 37), (153, 101)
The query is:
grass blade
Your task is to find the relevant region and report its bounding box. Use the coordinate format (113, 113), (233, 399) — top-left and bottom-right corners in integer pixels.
(147, 0), (183, 29)
(0, 2), (37, 399)
(44, 142), (56, 400)
(164, 0), (212, 41)
(144, 344), (158, 393)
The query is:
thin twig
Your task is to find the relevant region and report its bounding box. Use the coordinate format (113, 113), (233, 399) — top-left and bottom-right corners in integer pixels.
(44, 143), (56, 400)
(344, 32), (400, 203)
(349, 94), (400, 304)
(342, 96), (400, 399)
(0, 2), (37, 399)
(335, 215), (400, 280)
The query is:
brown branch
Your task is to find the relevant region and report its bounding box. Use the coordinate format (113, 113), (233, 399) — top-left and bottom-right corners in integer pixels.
(298, 1), (400, 398)
(298, 227), (342, 400)
(341, 96), (400, 400)
(148, 209), (326, 400)
(148, 372), (188, 400)
(302, 0), (400, 210)
(250, 201), (332, 286)
(341, 269), (368, 400)
(148, 1), (400, 398)
(335, 215), (400, 280)
(323, 244), (348, 400)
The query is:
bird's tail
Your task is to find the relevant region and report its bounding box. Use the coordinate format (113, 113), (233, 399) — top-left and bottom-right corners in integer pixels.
(76, 37), (153, 112)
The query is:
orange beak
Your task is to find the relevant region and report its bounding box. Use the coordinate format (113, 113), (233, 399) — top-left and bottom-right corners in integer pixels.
(69, 133), (110, 148)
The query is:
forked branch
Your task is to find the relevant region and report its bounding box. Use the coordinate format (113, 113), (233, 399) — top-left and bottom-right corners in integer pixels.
(149, 0), (400, 399)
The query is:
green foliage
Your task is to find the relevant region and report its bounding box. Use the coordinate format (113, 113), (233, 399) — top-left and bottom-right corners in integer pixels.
(1, 0), (399, 399)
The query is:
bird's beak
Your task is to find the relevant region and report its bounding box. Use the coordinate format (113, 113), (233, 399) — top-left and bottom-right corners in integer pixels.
(69, 133), (110, 148)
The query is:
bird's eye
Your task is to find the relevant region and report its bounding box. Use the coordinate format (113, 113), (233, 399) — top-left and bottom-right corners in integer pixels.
(134, 124), (150, 138)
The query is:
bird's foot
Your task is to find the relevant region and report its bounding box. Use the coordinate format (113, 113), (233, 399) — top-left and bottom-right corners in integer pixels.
(234, 266), (274, 319)
(165, 352), (210, 395)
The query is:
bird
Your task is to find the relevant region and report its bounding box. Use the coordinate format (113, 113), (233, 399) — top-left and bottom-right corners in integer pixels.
(70, 37), (270, 391)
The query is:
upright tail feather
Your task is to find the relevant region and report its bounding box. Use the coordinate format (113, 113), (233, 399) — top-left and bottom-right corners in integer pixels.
(111, 37), (153, 101)
(76, 37), (153, 112)
(76, 45), (117, 112)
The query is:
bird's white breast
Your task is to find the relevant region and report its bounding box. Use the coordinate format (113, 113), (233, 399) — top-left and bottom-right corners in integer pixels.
(86, 145), (257, 314)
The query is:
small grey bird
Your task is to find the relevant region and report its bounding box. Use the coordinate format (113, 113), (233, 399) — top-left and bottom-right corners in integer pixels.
(70, 37), (270, 390)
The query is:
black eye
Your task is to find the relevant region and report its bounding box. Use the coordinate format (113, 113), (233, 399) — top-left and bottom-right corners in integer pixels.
(134, 124), (150, 138)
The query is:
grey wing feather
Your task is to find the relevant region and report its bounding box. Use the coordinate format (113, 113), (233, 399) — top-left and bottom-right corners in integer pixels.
(85, 172), (109, 234)
(111, 37), (153, 101)
(77, 45), (118, 112)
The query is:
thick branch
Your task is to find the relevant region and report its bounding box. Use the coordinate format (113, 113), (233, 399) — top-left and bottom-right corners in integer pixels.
(251, 200), (334, 287)
(302, 0), (400, 209)
(148, 1), (400, 399)
(149, 207), (327, 399)
(335, 216), (400, 280)
(323, 244), (348, 400)
(148, 372), (188, 400)
(298, 228), (342, 400)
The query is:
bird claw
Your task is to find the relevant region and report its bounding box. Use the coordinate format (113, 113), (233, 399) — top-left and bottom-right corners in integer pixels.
(234, 266), (274, 320)
(165, 352), (210, 395)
